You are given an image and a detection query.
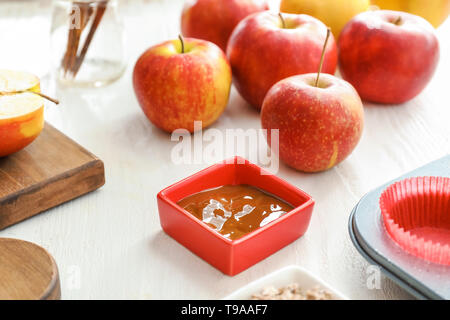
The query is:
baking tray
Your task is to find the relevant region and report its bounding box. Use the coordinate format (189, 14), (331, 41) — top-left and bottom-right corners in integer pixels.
(348, 155), (450, 300)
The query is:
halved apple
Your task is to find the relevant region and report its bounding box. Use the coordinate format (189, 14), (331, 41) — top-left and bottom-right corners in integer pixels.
(0, 70), (44, 157)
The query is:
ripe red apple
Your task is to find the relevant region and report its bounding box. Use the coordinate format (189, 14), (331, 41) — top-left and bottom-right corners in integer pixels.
(181, 0), (269, 52)
(227, 11), (338, 110)
(261, 73), (364, 172)
(338, 10), (439, 104)
(133, 37), (232, 133)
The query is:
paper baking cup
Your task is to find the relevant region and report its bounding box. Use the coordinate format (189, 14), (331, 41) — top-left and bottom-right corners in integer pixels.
(380, 176), (450, 266)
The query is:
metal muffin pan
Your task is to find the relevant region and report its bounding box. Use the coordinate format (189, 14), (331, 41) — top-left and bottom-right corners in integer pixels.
(349, 155), (450, 300)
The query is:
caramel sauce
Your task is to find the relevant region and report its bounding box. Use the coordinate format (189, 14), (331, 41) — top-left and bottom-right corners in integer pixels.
(177, 185), (294, 240)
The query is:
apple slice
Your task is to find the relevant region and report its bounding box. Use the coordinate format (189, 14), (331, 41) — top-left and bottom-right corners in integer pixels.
(0, 70), (45, 157)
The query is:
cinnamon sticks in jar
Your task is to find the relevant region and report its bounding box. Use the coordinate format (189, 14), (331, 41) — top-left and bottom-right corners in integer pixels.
(60, 0), (108, 80)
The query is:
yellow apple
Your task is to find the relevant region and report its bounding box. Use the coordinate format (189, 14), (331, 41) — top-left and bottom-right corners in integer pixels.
(0, 70), (44, 157)
(371, 0), (450, 28)
(280, 0), (370, 37)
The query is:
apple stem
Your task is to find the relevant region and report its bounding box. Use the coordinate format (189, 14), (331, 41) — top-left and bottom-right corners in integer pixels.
(314, 27), (331, 88)
(278, 13), (286, 29)
(393, 16), (402, 25)
(0, 90), (59, 105)
(178, 34), (185, 54)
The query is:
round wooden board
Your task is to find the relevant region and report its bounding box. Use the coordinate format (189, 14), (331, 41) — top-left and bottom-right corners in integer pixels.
(0, 238), (61, 300)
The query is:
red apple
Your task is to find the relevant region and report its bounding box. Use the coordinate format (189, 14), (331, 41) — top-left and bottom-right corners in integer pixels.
(261, 73), (364, 172)
(181, 0), (269, 52)
(227, 11), (338, 110)
(133, 37), (232, 133)
(338, 10), (439, 104)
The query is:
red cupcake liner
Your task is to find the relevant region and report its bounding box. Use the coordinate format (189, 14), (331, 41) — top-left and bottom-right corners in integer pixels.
(380, 176), (450, 266)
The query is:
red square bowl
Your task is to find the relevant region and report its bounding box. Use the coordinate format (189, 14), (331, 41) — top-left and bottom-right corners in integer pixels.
(157, 156), (315, 276)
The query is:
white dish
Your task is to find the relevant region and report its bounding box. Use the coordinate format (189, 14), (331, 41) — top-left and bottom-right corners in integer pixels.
(224, 265), (349, 300)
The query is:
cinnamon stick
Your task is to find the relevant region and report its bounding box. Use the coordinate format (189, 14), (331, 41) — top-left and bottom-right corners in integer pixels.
(68, 3), (93, 74)
(60, 0), (109, 80)
(71, 0), (109, 78)
(61, 2), (92, 75)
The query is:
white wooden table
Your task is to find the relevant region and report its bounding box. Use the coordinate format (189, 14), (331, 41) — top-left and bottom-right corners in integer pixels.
(0, 0), (449, 300)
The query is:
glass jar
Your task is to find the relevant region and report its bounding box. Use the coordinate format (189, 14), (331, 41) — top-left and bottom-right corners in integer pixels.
(50, 0), (126, 87)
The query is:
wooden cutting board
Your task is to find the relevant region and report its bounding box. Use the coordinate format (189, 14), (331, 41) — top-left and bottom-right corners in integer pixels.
(0, 123), (105, 229)
(0, 238), (60, 300)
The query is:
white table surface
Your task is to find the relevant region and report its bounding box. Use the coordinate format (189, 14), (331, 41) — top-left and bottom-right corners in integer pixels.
(0, 0), (449, 300)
